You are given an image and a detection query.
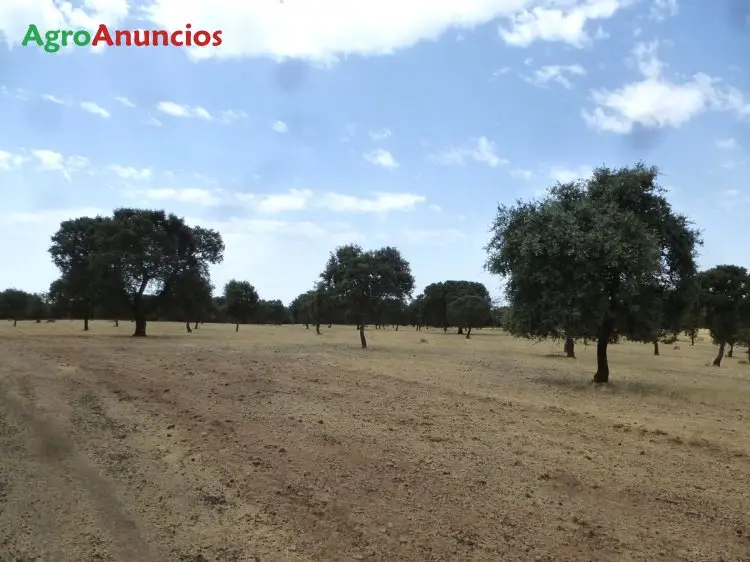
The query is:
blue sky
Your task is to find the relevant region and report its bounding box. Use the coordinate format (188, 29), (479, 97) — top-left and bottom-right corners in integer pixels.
(1, 0), (749, 304)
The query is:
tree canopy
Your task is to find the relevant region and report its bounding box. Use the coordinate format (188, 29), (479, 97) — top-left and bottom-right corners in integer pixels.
(1, 168), (745, 378)
(224, 280), (260, 331)
(421, 280), (491, 333)
(48, 208), (224, 336)
(485, 163), (701, 382)
(700, 265), (749, 366)
(320, 244), (414, 348)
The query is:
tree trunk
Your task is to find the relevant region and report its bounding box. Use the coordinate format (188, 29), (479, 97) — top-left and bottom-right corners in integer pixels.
(653, 340), (659, 356)
(593, 319), (613, 383)
(315, 323), (320, 335)
(13, 318), (17, 327)
(328, 324), (332, 328)
(443, 326), (447, 332)
(359, 323), (367, 349)
(305, 323), (309, 329)
(713, 341), (725, 366)
(457, 327), (463, 335)
(133, 313), (147, 337)
(395, 325), (399, 331)
(185, 321), (192, 333)
(83, 315), (89, 331)
(690, 333), (695, 346)
(235, 323), (239, 332)
(194, 321), (199, 330)
(564, 337), (575, 358)
(466, 326), (471, 339)
(114, 319), (119, 327)
(727, 343), (734, 358)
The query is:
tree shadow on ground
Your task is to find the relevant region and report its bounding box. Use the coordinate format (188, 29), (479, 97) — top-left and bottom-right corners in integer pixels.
(530, 374), (707, 403)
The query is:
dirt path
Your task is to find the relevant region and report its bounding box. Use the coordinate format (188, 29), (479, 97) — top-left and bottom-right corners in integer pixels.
(1, 326), (749, 561)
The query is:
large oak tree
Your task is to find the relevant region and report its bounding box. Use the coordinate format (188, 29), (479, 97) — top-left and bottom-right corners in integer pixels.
(485, 163), (700, 382)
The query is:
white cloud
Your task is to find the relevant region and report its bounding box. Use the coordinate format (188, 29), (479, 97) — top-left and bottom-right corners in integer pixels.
(0, 1), (129, 50)
(549, 165), (592, 183)
(31, 149), (88, 180)
(369, 128), (392, 141)
(526, 64), (586, 88)
(3, 207), (107, 226)
(140, 187), (224, 206)
(107, 165), (152, 181)
(650, 0), (678, 21)
(129, 0), (635, 62)
(150, 189), (422, 214)
(499, 0), (626, 48)
(318, 192), (425, 213)
(433, 136), (507, 168)
(237, 189), (313, 213)
(156, 101), (213, 120)
(146, 114), (163, 127)
(272, 120), (289, 133)
(194, 172), (218, 184)
(114, 96), (135, 108)
(719, 159), (745, 170)
(583, 41), (750, 134)
(219, 109), (248, 123)
(80, 101), (110, 118)
(491, 67), (511, 80)
(363, 149), (399, 170)
(0, 149), (25, 171)
(41, 94), (67, 105)
(510, 168), (533, 179)
(716, 137), (739, 150)
(124, 186), (425, 215)
(428, 204), (442, 212)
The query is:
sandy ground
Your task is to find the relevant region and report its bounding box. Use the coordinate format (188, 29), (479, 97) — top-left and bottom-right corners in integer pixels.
(0, 320), (749, 562)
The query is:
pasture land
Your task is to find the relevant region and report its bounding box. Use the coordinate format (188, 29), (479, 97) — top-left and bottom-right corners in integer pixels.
(0, 321), (748, 561)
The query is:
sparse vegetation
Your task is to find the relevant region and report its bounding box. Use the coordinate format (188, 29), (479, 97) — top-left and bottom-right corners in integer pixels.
(1, 163), (749, 560)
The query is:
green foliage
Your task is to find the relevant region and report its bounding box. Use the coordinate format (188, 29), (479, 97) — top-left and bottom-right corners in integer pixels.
(256, 299), (289, 324)
(0, 289), (30, 322)
(224, 280), (259, 326)
(421, 280), (491, 331)
(48, 208), (224, 336)
(320, 244), (414, 347)
(406, 294), (425, 326)
(49, 216), (107, 322)
(168, 269), (214, 325)
(446, 295), (491, 338)
(700, 265), (749, 346)
(485, 163), (700, 382)
(27, 293), (48, 321)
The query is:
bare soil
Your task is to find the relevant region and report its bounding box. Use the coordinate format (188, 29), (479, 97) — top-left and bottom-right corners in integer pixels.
(1, 321), (749, 561)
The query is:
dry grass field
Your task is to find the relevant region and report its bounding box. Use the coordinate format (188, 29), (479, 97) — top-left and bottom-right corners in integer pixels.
(0, 320), (749, 561)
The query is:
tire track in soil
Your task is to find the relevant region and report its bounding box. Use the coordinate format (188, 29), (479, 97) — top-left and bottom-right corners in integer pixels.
(1, 338), (310, 562)
(5, 336), (750, 561)
(0, 380), (154, 561)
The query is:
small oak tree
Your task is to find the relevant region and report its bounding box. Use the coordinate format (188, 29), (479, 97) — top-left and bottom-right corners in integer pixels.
(700, 265), (749, 366)
(224, 280), (259, 331)
(320, 244), (414, 348)
(447, 295), (491, 338)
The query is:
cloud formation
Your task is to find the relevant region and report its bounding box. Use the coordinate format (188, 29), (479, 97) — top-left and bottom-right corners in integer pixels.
(1, 0), (632, 61)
